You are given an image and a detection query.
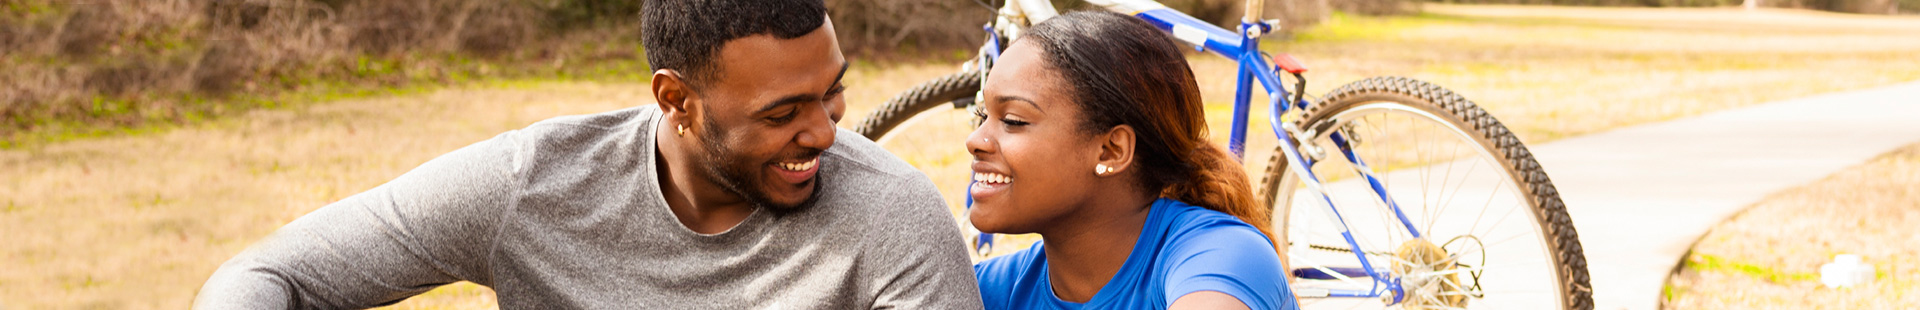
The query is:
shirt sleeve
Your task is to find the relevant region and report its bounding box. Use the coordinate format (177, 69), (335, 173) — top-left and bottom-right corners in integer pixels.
(863, 170), (986, 310)
(192, 133), (520, 309)
(1161, 220), (1300, 310)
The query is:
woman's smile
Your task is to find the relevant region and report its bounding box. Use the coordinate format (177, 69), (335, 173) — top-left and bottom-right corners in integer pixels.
(970, 162), (1013, 201)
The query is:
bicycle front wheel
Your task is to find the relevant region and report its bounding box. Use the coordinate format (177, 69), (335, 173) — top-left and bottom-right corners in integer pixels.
(1258, 77), (1592, 309)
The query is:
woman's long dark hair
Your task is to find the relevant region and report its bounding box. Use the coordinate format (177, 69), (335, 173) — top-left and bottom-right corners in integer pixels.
(1022, 11), (1272, 244)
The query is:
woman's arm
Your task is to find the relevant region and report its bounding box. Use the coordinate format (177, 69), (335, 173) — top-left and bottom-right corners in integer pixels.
(1171, 290), (1253, 310)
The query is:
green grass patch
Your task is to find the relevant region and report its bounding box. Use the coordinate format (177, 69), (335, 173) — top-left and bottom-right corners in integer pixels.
(1292, 11), (1448, 42)
(1685, 253), (1819, 284)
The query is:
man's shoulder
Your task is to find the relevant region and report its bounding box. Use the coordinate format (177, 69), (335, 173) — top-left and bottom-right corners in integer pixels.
(501, 106), (656, 162)
(814, 128), (951, 228)
(820, 128), (920, 181)
(480, 106), (657, 194)
(816, 128), (943, 205)
(516, 106), (657, 142)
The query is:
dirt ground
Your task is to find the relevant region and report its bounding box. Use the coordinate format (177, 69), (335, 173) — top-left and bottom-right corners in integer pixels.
(1663, 143), (1920, 309)
(2, 4), (1918, 309)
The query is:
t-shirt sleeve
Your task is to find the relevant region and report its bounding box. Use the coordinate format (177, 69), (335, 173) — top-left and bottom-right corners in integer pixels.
(1162, 220), (1300, 310)
(863, 170), (985, 310)
(192, 133), (519, 309)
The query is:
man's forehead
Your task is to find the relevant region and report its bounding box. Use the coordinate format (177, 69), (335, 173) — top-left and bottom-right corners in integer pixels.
(705, 24), (845, 106)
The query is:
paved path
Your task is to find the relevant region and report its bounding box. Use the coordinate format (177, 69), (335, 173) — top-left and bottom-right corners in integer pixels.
(1528, 80), (1920, 309)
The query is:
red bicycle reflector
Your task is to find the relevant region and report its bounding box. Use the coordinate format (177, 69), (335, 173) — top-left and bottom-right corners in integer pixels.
(1274, 53), (1308, 74)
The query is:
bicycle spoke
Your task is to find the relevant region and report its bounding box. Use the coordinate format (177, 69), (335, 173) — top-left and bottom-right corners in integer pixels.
(1475, 202), (1525, 243)
(1269, 91), (1582, 309)
(1430, 157), (1486, 233)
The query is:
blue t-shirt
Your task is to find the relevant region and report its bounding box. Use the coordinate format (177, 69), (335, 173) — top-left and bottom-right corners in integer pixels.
(974, 198), (1300, 310)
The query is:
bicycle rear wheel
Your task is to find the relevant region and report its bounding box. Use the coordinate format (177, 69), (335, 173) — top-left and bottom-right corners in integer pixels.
(1258, 77), (1592, 309)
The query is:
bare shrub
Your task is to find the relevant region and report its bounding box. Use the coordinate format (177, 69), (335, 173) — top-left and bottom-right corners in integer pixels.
(1333, 0), (1419, 15)
(539, 0), (644, 30)
(195, 0), (345, 94)
(0, 63), (86, 122)
(1175, 0), (1332, 31)
(54, 3), (123, 57)
(339, 1), (475, 54)
(459, 3), (543, 57)
(827, 0), (988, 56)
(54, 1), (204, 102)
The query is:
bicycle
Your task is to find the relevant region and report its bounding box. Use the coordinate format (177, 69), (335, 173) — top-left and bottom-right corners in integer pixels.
(851, 0), (1592, 309)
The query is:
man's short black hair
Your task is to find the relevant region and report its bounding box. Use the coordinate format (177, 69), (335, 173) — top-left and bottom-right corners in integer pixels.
(641, 0), (828, 88)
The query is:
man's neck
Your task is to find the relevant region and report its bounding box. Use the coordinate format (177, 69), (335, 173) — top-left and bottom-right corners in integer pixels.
(1038, 191), (1157, 303)
(654, 120), (756, 234)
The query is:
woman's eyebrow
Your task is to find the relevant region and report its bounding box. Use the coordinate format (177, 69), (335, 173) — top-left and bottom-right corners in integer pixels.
(994, 95), (1045, 114)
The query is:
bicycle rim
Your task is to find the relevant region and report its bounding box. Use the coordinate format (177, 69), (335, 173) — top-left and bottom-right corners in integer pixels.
(1264, 79), (1587, 309)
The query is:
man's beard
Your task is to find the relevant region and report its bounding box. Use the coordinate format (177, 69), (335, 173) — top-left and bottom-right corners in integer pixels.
(693, 115), (823, 215)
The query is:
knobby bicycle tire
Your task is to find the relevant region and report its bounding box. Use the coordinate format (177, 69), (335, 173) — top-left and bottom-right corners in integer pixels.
(853, 69), (983, 140)
(1255, 76), (1593, 309)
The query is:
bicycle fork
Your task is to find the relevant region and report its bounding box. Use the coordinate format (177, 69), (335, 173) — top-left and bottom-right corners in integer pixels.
(1270, 92), (1427, 304)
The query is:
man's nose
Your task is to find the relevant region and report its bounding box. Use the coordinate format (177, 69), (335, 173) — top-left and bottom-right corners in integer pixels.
(795, 104), (836, 150)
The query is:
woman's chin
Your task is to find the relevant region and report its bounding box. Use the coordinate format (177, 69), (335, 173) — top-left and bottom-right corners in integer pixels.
(969, 213), (1015, 234)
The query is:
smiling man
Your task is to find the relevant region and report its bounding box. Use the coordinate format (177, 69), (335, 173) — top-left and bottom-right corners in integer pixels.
(191, 0), (982, 308)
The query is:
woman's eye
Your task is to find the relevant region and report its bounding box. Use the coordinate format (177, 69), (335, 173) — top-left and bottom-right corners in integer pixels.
(1001, 116), (1029, 127)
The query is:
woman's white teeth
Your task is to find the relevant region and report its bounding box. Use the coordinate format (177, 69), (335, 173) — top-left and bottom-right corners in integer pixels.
(779, 158), (817, 171)
(974, 172), (1011, 184)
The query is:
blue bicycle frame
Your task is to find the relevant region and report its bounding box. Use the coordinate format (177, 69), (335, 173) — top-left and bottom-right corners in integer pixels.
(968, 1), (1430, 303)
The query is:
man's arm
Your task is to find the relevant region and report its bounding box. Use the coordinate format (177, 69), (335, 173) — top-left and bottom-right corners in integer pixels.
(194, 134), (520, 309)
(864, 174), (984, 309)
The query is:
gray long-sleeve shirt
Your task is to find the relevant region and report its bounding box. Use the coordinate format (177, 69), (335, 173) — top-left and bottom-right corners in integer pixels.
(193, 106), (983, 309)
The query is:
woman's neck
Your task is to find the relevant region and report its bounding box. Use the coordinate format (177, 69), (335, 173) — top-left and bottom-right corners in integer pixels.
(1039, 191), (1157, 303)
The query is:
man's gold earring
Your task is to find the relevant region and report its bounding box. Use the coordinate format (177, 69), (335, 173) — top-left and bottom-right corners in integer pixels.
(1095, 164), (1110, 175)
(677, 124), (686, 136)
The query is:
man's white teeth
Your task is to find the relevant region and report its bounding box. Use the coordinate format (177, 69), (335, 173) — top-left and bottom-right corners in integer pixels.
(779, 158), (818, 171)
(974, 172), (1011, 184)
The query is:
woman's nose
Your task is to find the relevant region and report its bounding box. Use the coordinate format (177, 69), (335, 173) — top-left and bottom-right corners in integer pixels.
(965, 124), (995, 156)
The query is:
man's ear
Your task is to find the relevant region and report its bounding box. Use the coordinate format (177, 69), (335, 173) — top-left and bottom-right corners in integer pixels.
(651, 69), (696, 123)
(1094, 125), (1137, 177)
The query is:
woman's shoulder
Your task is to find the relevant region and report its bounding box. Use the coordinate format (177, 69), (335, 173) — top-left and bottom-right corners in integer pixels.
(1153, 198), (1265, 240)
(1150, 199), (1294, 309)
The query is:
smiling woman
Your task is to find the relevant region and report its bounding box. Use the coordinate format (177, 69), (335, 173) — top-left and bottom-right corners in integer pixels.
(964, 11), (1298, 310)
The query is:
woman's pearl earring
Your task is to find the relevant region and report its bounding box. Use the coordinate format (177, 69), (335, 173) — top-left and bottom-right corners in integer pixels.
(1095, 164), (1110, 175)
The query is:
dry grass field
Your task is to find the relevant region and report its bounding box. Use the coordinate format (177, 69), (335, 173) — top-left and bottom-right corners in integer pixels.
(1664, 143), (1920, 309)
(2, 5), (1917, 309)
